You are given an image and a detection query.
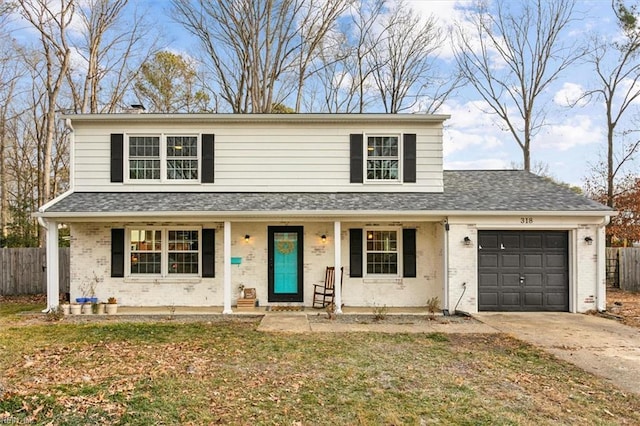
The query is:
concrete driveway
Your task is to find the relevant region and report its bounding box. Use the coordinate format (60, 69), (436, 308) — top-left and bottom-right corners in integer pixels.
(475, 312), (640, 395)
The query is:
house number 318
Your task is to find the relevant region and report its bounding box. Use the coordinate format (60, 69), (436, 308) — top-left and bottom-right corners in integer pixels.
(520, 217), (534, 224)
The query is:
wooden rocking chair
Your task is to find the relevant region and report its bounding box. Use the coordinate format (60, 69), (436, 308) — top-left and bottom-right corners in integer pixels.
(312, 266), (343, 308)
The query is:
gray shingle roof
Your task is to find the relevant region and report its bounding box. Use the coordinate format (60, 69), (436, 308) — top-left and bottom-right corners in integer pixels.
(42, 170), (610, 215)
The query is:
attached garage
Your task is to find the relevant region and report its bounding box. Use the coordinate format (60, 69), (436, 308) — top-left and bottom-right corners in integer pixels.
(478, 230), (569, 312)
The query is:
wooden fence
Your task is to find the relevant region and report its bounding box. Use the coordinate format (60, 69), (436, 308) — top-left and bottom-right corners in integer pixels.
(0, 248), (70, 296)
(607, 247), (640, 292)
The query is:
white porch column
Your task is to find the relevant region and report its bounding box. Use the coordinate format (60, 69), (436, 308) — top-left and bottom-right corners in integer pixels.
(443, 220), (450, 312)
(333, 221), (342, 314)
(223, 221), (233, 314)
(45, 221), (59, 312)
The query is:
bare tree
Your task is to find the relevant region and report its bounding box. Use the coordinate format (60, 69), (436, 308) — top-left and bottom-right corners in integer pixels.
(0, 9), (23, 243)
(172, 0), (347, 113)
(371, 1), (459, 113)
(311, 0), (385, 113)
(453, 0), (581, 171)
(66, 0), (159, 113)
(583, 0), (640, 209)
(16, 0), (73, 207)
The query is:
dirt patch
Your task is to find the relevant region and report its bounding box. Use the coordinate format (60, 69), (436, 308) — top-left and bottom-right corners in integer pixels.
(605, 287), (640, 329)
(308, 313), (478, 324)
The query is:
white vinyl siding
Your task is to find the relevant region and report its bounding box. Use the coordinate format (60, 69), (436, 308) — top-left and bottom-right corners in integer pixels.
(72, 120), (444, 192)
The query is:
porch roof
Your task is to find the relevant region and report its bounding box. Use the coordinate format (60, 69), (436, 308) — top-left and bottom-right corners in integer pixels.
(39, 170), (611, 218)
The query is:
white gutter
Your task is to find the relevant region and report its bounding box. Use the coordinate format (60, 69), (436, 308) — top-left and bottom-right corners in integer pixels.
(596, 215), (611, 312)
(34, 209), (616, 220)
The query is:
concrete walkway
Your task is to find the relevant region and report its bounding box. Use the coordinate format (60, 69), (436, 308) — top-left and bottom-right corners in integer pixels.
(476, 312), (640, 396)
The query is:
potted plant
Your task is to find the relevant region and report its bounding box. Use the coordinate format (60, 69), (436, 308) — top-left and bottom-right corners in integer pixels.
(69, 303), (82, 315)
(60, 302), (70, 315)
(105, 297), (118, 315)
(82, 302), (93, 314)
(79, 272), (101, 305)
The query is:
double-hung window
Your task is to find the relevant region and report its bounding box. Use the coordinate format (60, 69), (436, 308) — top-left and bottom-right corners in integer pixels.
(365, 229), (399, 275)
(129, 228), (200, 277)
(367, 135), (399, 181)
(128, 134), (199, 182)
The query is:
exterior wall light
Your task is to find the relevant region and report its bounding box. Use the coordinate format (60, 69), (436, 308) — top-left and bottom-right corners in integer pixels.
(584, 236), (593, 245)
(321, 234), (327, 243)
(464, 236), (472, 246)
(244, 234), (250, 242)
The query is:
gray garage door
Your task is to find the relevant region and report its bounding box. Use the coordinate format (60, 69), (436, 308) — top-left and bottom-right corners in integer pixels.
(478, 231), (569, 312)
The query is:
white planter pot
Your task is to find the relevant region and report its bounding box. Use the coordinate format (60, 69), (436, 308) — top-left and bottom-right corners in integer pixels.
(97, 303), (106, 314)
(105, 304), (118, 315)
(82, 304), (93, 314)
(70, 304), (82, 315)
(61, 304), (70, 315)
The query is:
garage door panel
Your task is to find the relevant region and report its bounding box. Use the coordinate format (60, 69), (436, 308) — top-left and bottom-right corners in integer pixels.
(524, 292), (543, 307)
(502, 254), (521, 268)
(501, 292), (521, 307)
(479, 253), (498, 268)
(546, 292), (567, 307)
(478, 231), (568, 312)
(502, 234), (520, 249)
(545, 233), (568, 249)
(523, 274), (542, 287)
(479, 292), (499, 309)
(547, 273), (567, 287)
(523, 254), (542, 268)
(523, 234), (543, 249)
(479, 234), (499, 250)
(479, 273), (498, 286)
(546, 254), (567, 268)
(502, 273), (522, 286)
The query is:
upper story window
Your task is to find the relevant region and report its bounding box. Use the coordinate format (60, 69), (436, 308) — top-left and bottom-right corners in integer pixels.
(366, 136), (399, 181)
(127, 134), (199, 182)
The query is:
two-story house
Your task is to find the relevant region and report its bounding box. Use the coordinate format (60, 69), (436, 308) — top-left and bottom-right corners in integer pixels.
(37, 113), (612, 314)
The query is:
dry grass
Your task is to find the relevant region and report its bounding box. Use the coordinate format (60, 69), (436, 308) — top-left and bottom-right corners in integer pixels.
(606, 287), (640, 329)
(1, 299), (639, 425)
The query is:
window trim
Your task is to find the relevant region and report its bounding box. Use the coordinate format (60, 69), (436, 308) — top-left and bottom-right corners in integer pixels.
(364, 133), (402, 184)
(363, 227), (402, 277)
(124, 133), (202, 183)
(126, 226), (202, 278)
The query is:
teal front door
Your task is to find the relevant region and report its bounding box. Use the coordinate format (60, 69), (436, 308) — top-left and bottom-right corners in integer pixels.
(268, 226), (304, 302)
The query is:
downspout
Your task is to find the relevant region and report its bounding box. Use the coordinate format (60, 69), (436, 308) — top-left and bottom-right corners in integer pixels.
(443, 219), (449, 312)
(596, 216), (611, 312)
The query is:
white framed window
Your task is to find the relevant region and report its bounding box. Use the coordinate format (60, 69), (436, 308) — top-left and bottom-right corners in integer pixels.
(127, 134), (200, 182)
(129, 136), (161, 180)
(365, 229), (400, 275)
(366, 135), (400, 181)
(128, 227), (200, 277)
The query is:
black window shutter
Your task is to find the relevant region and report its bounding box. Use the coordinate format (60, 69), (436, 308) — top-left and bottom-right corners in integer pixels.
(349, 228), (363, 277)
(110, 134), (124, 183)
(403, 228), (417, 278)
(202, 229), (215, 277)
(403, 133), (416, 183)
(111, 228), (125, 277)
(350, 134), (363, 183)
(202, 134), (215, 183)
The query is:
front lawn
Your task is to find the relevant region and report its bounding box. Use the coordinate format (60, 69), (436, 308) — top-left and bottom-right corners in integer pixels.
(1, 310), (638, 424)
